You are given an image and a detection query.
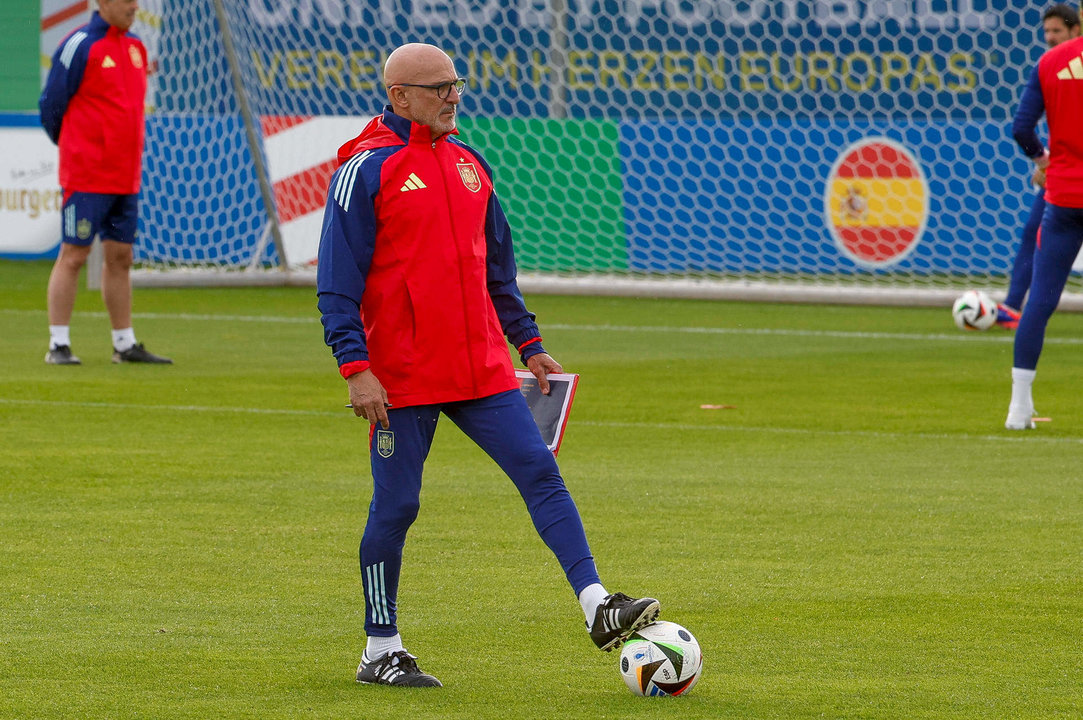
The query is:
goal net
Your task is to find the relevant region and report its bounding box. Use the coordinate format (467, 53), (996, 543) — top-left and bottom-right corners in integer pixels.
(131, 0), (1083, 306)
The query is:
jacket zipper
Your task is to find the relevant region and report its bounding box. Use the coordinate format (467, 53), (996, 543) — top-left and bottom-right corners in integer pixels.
(435, 139), (480, 395)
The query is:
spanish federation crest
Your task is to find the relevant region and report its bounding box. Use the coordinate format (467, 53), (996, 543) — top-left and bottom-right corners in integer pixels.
(457, 162), (481, 193)
(375, 429), (394, 458)
(128, 46), (144, 69)
(76, 219), (92, 240)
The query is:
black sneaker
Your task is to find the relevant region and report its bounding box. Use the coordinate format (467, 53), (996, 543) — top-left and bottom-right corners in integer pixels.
(589, 592), (661, 652)
(45, 345), (81, 365)
(112, 343), (172, 364)
(355, 650), (442, 687)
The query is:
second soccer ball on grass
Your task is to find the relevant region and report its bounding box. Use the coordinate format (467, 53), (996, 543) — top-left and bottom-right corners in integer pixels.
(951, 290), (998, 331)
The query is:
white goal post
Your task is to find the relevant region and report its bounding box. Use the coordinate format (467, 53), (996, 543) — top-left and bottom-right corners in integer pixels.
(126, 0), (1083, 309)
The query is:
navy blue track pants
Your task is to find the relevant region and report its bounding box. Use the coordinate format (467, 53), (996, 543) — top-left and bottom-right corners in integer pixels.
(1014, 203), (1083, 371)
(359, 388), (601, 637)
(1005, 189), (1044, 311)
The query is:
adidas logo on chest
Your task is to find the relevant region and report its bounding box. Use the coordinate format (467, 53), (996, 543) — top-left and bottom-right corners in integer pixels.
(400, 173), (426, 192)
(1056, 50), (1083, 80)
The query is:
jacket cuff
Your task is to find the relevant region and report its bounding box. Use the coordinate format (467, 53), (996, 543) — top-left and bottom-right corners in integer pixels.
(339, 360), (370, 379)
(517, 337), (546, 365)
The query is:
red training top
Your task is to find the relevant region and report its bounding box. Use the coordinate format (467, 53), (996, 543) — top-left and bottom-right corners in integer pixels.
(316, 109), (547, 408)
(39, 11), (147, 195)
(1039, 35), (1083, 208)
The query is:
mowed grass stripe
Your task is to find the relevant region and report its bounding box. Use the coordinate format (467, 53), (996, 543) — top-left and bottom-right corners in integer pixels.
(2, 397), (1081, 445)
(3, 307), (1080, 345)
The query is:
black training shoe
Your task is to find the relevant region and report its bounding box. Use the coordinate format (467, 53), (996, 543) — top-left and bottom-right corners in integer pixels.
(355, 650), (442, 687)
(589, 592), (661, 652)
(45, 345), (81, 365)
(112, 343), (173, 364)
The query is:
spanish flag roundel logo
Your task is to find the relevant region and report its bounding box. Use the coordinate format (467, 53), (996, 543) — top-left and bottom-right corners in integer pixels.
(824, 138), (929, 269)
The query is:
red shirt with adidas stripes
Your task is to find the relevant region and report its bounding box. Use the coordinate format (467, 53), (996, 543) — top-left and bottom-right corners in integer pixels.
(39, 12), (147, 195)
(316, 109), (546, 409)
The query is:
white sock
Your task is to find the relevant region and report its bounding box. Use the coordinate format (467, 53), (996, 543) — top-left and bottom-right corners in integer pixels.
(112, 328), (137, 352)
(1011, 367), (1036, 410)
(365, 633), (403, 661)
(49, 325), (71, 350)
(579, 583), (609, 628)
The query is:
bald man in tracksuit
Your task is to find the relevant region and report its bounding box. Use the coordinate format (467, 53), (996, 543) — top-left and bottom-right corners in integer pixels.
(316, 43), (659, 688)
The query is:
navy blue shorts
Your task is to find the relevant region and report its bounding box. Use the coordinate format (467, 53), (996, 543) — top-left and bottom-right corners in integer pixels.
(61, 191), (139, 245)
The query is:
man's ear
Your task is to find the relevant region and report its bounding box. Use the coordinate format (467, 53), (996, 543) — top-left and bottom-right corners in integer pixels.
(387, 86), (409, 111)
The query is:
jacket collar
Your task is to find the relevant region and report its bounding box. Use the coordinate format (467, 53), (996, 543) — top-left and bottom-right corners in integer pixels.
(90, 11), (127, 36)
(381, 106), (459, 146)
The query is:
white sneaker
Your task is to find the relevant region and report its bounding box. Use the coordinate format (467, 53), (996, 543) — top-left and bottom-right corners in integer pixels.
(1005, 403), (1036, 430)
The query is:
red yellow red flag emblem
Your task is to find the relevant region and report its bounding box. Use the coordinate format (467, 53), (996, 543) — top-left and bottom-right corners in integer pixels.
(825, 139), (928, 268)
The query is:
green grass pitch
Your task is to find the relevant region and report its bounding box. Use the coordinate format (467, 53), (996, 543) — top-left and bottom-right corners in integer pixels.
(2, 260), (1082, 719)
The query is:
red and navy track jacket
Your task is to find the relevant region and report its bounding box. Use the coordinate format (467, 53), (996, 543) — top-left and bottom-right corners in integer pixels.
(39, 11), (147, 195)
(1013, 35), (1083, 209)
(316, 108), (546, 409)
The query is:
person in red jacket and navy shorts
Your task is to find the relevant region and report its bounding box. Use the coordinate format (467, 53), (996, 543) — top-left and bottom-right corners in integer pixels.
(38, 0), (170, 365)
(317, 43), (659, 687)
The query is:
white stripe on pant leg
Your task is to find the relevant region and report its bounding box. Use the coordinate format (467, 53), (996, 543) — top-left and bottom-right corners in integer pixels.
(366, 563), (376, 625)
(374, 562), (386, 626)
(365, 564), (379, 626)
(364, 564), (373, 624)
(376, 561), (389, 625)
(365, 562), (389, 626)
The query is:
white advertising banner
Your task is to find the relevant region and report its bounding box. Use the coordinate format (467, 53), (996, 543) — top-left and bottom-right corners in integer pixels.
(0, 127), (61, 255)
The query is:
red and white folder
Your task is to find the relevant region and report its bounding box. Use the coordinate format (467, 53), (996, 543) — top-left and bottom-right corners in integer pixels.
(514, 370), (580, 456)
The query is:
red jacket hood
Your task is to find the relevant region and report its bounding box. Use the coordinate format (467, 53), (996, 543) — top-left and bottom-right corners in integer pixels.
(336, 116), (398, 166)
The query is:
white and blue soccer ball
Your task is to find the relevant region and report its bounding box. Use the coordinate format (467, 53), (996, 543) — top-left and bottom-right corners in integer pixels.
(951, 290), (997, 331)
(619, 621), (703, 697)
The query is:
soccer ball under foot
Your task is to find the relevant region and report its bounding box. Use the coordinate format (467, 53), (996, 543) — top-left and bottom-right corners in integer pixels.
(951, 290), (997, 331)
(619, 621), (703, 696)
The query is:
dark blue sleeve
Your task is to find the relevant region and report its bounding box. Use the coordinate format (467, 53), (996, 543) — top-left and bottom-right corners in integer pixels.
(39, 31), (90, 145)
(465, 147), (546, 365)
(315, 156), (381, 367)
(1012, 64), (1046, 159)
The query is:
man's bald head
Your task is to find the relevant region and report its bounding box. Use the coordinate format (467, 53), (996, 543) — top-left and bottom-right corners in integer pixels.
(384, 44), (456, 88)
(383, 43), (462, 139)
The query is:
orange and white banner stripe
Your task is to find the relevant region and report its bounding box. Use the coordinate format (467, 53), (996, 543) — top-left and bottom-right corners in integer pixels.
(40, 0), (90, 82)
(261, 115), (366, 267)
